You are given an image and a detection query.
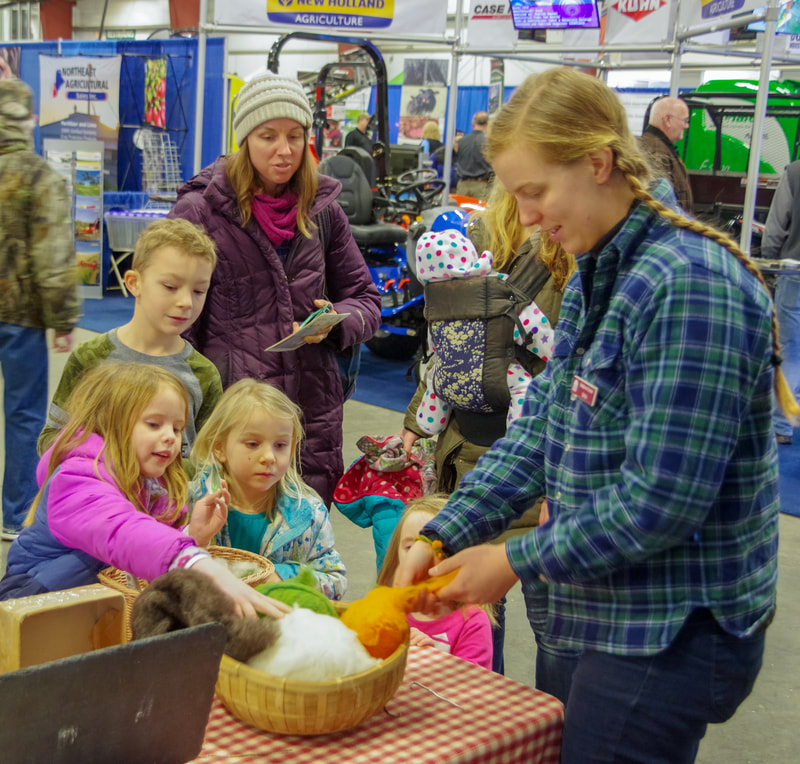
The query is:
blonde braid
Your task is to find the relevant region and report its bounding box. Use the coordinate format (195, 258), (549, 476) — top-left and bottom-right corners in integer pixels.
(539, 235), (576, 293)
(616, 151), (800, 421)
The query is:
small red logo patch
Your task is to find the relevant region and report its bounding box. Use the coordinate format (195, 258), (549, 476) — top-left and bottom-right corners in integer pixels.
(571, 376), (599, 407)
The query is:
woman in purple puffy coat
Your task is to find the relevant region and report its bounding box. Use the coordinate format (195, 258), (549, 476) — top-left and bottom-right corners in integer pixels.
(169, 73), (381, 505)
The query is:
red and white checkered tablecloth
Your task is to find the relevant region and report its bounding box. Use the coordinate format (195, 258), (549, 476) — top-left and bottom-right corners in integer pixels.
(195, 645), (564, 764)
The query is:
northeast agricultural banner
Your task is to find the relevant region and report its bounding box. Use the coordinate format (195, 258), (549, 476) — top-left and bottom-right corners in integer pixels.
(38, 55), (121, 190)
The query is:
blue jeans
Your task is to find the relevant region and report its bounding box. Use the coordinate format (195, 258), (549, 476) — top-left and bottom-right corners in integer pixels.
(0, 324), (48, 531)
(491, 596), (506, 674)
(560, 609), (766, 764)
(773, 275), (800, 437)
(522, 581), (581, 705)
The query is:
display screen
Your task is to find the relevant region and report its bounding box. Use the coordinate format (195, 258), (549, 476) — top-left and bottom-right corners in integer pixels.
(747, 3), (800, 35)
(510, 0), (601, 30)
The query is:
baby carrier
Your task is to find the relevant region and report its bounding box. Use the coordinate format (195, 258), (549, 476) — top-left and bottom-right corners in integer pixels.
(422, 242), (552, 414)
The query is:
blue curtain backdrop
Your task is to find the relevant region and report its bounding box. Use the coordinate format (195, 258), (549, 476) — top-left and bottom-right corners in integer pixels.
(5, 37), (226, 291)
(12, 37), (226, 186)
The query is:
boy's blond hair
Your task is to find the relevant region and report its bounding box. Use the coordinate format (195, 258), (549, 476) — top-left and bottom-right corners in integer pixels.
(132, 217), (217, 272)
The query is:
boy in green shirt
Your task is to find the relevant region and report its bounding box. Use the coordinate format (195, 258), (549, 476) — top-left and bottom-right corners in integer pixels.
(38, 218), (222, 459)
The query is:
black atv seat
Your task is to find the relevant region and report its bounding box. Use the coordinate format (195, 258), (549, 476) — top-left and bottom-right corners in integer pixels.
(337, 145), (377, 188)
(318, 154), (407, 248)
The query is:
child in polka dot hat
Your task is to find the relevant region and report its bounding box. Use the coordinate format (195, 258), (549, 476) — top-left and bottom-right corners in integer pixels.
(414, 229), (554, 436)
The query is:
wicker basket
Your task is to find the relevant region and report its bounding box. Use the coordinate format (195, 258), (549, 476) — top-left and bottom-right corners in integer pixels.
(205, 546), (275, 587)
(215, 638), (408, 735)
(97, 547), (275, 641)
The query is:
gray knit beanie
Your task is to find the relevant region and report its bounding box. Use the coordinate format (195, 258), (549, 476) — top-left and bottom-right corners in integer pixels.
(233, 73), (313, 146)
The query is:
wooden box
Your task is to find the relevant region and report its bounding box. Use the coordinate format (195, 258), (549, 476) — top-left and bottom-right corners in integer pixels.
(0, 584), (125, 674)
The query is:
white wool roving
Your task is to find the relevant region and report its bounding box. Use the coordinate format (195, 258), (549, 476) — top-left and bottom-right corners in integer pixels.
(247, 607), (381, 681)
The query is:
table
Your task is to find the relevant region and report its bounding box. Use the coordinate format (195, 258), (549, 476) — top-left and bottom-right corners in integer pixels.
(195, 645), (564, 764)
(753, 257), (800, 276)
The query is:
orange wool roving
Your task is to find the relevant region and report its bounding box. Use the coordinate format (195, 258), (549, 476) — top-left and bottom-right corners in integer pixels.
(340, 571), (458, 659)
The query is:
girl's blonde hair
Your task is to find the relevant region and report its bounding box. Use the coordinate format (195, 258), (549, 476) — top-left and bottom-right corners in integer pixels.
(377, 494), (497, 624)
(486, 67), (800, 421)
(191, 378), (306, 501)
(26, 363), (189, 525)
(473, 180), (576, 291)
(226, 135), (318, 238)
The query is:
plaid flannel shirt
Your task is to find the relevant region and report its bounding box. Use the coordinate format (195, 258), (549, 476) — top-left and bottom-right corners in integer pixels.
(426, 181), (779, 655)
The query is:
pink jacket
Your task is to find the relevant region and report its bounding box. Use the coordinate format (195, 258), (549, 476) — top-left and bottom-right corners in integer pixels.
(407, 607), (493, 670)
(7, 433), (195, 590)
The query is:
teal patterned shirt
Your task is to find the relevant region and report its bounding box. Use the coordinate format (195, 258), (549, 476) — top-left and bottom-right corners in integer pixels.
(425, 181), (779, 655)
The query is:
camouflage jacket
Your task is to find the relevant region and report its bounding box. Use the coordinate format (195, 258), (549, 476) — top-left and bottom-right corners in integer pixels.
(0, 121), (81, 332)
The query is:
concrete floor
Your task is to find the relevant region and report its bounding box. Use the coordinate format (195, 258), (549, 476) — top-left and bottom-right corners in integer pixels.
(2, 326), (799, 762)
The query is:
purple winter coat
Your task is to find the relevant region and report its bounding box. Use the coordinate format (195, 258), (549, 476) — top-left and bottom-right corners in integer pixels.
(169, 157), (381, 505)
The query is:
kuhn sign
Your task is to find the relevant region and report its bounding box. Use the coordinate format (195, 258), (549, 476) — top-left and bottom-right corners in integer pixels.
(612, 0), (667, 22)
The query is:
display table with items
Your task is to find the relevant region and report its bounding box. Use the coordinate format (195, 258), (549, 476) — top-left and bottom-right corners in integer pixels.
(196, 644), (564, 764)
(104, 208), (170, 295)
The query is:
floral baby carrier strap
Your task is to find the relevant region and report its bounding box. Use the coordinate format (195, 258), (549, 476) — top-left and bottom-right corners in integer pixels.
(423, 255), (552, 413)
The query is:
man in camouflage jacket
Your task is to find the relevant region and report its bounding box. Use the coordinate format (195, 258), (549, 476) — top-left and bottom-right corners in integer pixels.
(0, 78), (80, 538)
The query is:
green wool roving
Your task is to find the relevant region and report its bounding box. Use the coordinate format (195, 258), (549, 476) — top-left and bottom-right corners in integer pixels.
(254, 566), (338, 617)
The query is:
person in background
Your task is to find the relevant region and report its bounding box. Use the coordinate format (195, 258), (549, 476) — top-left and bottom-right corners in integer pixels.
(638, 95), (694, 213)
(0, 78), (80, 541)
(432, 129), (463, 189)
(400, 181), (576, 678)
(396, 67), (794, 763)
(455, 111), (494, 201)
(0, 363), (290, 621)
(37, 218), (222, 460)
(191, 379), (347, 600)
(344, 111), (373, 154)
(169, 73), (381, 506)
(324, 118), (342, 149)
(421, 121), (443, 157)
(761, 159), (800, 445)
(377, 494), (493, 670)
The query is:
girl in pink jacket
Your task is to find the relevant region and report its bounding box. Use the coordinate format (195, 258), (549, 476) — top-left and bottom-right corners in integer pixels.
(0, 362), (287, 619)
(377, 494), (494, 670)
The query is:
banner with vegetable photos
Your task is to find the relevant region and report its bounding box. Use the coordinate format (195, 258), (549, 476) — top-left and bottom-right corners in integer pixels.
(38, 54), (121, 190)
(145, 58), (167, 129)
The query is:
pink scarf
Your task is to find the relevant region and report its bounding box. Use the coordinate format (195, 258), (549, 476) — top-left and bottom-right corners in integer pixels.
(252, 190), (299, 247)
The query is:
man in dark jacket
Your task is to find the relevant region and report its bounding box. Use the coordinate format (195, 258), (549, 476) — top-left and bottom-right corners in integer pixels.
(762, 160), (800, 445)
(638, 97), (694, 213)
(456, 111), (494, 201)
(344, 112), (372, 154)
(0, 78), (80, 539)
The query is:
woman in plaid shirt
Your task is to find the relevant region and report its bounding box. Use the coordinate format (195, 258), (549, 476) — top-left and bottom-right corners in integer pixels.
(397, 68), (798, 763)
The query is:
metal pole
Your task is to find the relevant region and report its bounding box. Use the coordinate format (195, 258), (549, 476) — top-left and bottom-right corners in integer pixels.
(442, 0), (464, 199)
(740, 0), (778, 254)
(668, 0), (682, 97)
(193, 0), (209, 175)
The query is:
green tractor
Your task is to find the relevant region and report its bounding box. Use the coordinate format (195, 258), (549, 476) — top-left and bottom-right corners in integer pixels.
(675, 78), (800, 226)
